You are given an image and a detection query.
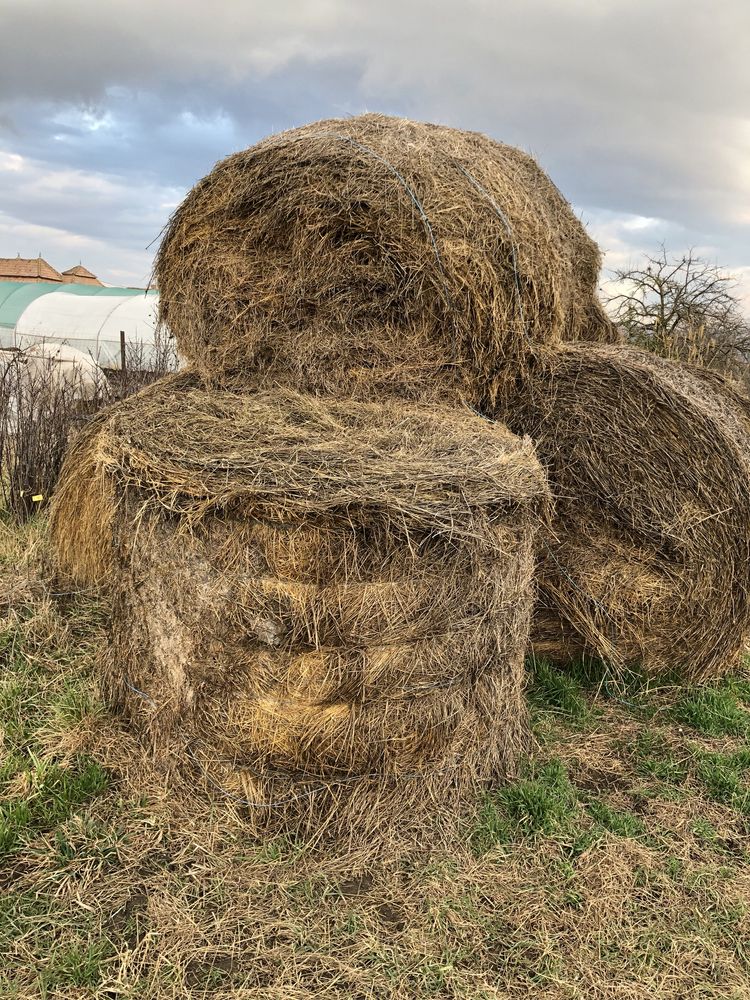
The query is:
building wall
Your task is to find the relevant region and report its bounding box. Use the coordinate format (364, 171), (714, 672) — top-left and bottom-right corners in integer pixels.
(0, 274), (62, 284)
(61, 275), (102, 286)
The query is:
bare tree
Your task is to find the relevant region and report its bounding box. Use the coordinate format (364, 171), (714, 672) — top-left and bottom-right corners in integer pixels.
(608, 247), (750, 378)
(106, 326), (180, 398)
(0, 350), (109, 522)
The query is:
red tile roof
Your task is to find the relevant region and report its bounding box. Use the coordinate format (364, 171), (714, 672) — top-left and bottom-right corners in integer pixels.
(0, 256), (63, 282)
(62, 264), (98, 279)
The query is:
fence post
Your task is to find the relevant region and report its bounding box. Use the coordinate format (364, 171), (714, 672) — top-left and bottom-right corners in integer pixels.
(120, 330), (127, 395)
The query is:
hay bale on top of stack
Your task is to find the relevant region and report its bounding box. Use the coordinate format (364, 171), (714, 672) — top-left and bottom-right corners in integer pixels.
(51, 377), (549, 836)
(155, 113), (618, 407)
(498, 344), (750, 682)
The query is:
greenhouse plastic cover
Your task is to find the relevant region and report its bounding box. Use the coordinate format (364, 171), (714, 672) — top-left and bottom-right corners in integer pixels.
(0, 281), (150, 330)
(6, 289), (162, 368)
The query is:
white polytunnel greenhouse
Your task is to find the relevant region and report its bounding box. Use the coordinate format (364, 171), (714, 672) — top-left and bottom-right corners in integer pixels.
(0, 282), (170, 369)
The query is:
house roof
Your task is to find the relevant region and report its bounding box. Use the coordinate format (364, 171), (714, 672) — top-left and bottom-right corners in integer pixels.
(62, 265), (98, 279)
(0, 256), (63, 281)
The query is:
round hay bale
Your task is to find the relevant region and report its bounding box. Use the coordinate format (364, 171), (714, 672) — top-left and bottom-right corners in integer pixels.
(497, 343), (750, 681)
(51, 379), (550, 837)
(155, 113), (616, 407)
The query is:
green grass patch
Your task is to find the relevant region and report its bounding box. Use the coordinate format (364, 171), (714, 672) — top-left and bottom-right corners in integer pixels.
(631, 729), (688, 784)
(471, 758), (582, 852)
(586, 800), (645, 838)
(528, 657), (656, 727)
(41, 938), (114, 992)
(724, 675), (750, 705)
(674, 687), (750, 737)
(528, 660), (591, 724)
(0, 599), (111, 865)
(691, 818), (719, 845)
(0, 758), (109, 861)
(692, 749), (750, 814)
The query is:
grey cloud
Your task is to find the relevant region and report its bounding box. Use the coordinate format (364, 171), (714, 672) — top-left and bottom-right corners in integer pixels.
(0, 0), (747, 296)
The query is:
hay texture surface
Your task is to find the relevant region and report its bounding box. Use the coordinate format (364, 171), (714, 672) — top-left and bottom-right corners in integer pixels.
(52, 379), (549, 836)
(499, 343), (750, 681)
(155, 113), (616, 407)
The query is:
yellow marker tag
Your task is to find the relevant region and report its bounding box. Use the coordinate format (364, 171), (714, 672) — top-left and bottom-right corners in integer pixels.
(32, 494), (44, 502)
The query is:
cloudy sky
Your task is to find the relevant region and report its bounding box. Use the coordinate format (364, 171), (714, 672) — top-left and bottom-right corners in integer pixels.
(0, 0), (748, 308)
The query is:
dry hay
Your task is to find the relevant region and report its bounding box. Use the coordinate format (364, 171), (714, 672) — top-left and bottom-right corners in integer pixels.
(51, 377), (549, 838)
(155, 113), (617, 408)
(496, 343), (750, 682)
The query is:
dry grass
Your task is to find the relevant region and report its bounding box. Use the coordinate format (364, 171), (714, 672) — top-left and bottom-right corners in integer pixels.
(497, 343), (750, 682)
(155, 113), (617, 408)
(49, 379), (549, 839)
(3, 520), (750, 999)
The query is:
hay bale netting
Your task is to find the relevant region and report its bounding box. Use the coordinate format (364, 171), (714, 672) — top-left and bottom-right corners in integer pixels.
(51, 380), (550, 837)
(155, 113), (617, 408)
(497, 343), (750, 682)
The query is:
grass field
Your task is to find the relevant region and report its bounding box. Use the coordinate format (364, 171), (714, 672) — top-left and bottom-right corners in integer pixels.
(2, 515), (750, 998)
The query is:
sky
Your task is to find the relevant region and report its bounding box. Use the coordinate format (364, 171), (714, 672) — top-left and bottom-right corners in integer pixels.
(0, 0), (748, 309)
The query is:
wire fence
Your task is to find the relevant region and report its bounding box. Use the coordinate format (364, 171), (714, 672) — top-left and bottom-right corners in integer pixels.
(0, 332), (178, 522)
